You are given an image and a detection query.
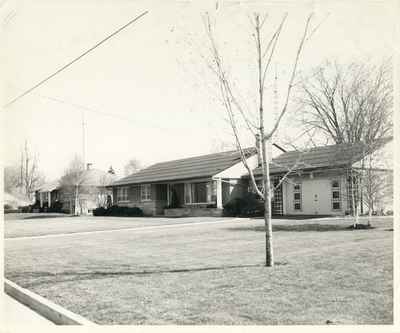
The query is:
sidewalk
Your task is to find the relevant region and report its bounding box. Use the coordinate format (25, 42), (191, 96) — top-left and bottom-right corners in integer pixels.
(1, 293), (54, 325)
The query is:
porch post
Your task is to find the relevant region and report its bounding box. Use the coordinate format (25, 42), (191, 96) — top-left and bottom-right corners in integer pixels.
(39, 192), (43, 208)
(282, 182), (286, 215)
(48, 191), (51, 208)
(167, 184), (170, 206)
(216, 178), (223, 209)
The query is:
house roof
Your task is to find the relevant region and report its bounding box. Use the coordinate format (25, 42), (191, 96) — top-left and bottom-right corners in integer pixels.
(112, 148), (256, 186)
(254, 137), (392, 175)
(80, 168), (117, 186)
(36, 181), (60, 192)
(37, 169), (117, 192)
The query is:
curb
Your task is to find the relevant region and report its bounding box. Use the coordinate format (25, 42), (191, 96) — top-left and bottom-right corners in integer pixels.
(4, 279), (96, 325)
(5, 217), (243, 241)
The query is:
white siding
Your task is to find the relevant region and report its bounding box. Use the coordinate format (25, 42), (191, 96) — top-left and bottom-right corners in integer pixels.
(283, 174), (347, 216)
(213, 155), (258, 179)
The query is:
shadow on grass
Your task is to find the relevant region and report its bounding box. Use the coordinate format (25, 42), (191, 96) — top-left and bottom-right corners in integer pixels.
(22, 214), (70, 220)
(252, 215), (333, 220)
(10, 262), (288, 287)
(228, 223), (375, 232)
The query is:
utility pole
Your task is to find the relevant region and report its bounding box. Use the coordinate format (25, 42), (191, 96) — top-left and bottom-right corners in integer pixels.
(82, 110), (86, 168)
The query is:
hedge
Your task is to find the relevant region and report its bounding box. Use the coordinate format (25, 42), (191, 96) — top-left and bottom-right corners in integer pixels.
(93, 205), (144, 217)
(223, 192), (264, 217)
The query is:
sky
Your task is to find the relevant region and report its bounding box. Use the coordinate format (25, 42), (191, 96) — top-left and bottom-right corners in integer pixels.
(1, 0), (397, 181)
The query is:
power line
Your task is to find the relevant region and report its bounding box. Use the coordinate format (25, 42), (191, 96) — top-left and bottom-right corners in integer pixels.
(3, 10), (149, 108)
(36, 93), (174, 133)
(37, 93), (136, 122)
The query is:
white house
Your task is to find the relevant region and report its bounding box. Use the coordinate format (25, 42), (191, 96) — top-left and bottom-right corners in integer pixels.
(249, 137), (393, 216)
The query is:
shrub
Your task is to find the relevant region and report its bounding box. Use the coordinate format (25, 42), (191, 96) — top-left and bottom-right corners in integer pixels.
(240, 193), (265, 217)
(93, 207), (107, 216)
(20, 205), (31, 213)
(4, 204), (12, 210)
(93, 205), (143, 217)
(386, 210), (393, 216)
(223, 193), (264, 217)
(223, 198), (243, 217)
(48, 201), (63, 213)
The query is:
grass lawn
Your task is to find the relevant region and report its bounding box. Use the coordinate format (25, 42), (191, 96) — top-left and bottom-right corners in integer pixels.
(4, 215), (393, 325)
(4, 213), (232, 238)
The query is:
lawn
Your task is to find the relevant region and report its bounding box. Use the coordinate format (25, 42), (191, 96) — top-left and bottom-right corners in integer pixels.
(4, 214), (393, 325)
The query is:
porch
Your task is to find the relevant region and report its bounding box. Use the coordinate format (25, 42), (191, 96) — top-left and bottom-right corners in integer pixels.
(113, 177), (243, 216)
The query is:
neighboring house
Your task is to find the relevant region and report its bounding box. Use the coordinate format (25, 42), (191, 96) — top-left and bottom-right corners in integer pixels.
(36, 166), (117, 214)
(34, 181), (60, 210)
(4, 192), (32, 210)
(110, 148), (258, 216)
(248, 137), (393, 216)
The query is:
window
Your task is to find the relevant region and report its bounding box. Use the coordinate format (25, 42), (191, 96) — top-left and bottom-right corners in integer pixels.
(185, 182), (213, 204)
(293, 183), (302, 210)
(117, 187), (128, 202)
(332, 180), (341, 210)
(141, 184), (151, 201)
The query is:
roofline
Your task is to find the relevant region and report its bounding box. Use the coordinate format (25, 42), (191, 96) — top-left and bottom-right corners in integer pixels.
(246, 164), (351, 178)
(272, 143), (287, 153)
(142, 147), (256, 167)
(110, 175), (216, 187)
(112, 147), (257, 187)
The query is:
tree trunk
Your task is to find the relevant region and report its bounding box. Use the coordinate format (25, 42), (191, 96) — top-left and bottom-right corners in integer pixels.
(255, 15), (274, 267)
(263, 141), (274, 267)
(350, 170), (358, 228)
(367, 201), (372, 226)
(74, 185), (80, 216)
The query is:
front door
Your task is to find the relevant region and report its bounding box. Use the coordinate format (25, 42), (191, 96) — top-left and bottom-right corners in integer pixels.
(313, 193), (319, 215)
(169, 183), (184, 208)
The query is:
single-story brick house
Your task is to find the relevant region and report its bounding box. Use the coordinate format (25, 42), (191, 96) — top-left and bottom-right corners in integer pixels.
(110, 148), (258, 216)
(35, 166), (117, 214)
(110, 138), (392, 217)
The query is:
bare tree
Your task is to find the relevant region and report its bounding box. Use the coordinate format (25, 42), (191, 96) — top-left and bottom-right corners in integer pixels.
(124, 158), (142, 176)
(298, 61), (393, 226)
(357, 139), (393, 226)
(4, 140), (44, 200)
(204, 12), (316, 267)
(4, 165), (20, 193)
(298, 60), (393, 145)
(59, 156), (87, 215)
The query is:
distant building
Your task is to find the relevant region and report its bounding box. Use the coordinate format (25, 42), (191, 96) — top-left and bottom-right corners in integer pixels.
(35, 165), (117, 215)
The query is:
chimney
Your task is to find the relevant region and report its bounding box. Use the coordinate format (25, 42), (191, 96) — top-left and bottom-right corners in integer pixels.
(108, 166), (115, 175)
(86, 163), (92, 170)
(255, 134), (262, 167)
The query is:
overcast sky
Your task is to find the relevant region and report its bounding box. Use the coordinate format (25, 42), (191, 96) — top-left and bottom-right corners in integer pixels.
(1, 0), (397, 181)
